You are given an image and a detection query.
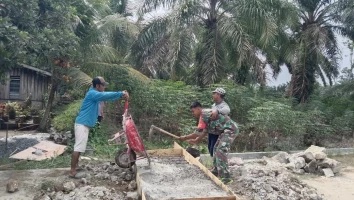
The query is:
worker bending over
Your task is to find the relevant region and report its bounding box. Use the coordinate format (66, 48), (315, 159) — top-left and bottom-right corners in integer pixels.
(179, 102), (238, 184)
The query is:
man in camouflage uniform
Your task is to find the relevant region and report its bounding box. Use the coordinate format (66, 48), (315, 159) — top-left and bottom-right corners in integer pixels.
(209, 87), (230, 175)
(179, 102), (238, 184)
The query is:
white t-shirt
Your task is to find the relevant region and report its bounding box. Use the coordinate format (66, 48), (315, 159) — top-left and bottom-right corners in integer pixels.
(98, 102), (104, 117)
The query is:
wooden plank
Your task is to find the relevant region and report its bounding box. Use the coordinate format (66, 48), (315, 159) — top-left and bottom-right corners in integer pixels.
(174, 197), (236, 200)
(10, 141), (67, 161)
(174, 142), (237, 199)
(136, 171), (142, 196)
(146, 148), (183, 157)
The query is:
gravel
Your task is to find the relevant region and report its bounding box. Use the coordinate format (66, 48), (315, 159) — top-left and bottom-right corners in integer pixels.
(0, 133), (50, 158)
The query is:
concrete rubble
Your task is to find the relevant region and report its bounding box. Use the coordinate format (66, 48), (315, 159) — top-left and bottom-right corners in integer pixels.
(49, 126), (72, 145)
(30, 162), (137, 200)
(230, 158), (324, 200)
(278, 145), (342, 177)
(6, 179), (19, 193)
(228, 145), (342, 200)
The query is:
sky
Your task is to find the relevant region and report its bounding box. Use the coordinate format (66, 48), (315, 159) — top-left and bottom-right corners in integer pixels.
(128, 1), (353, 86)
(266, 36), (352, 86)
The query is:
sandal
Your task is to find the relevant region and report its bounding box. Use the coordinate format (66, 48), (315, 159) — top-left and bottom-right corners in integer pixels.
(69, 172), (86, 179)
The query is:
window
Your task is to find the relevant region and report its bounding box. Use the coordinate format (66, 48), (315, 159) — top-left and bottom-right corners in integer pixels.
(9, 76), (20, 99)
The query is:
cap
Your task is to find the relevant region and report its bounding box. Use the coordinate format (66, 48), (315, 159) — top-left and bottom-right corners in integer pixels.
(212, 87), (226, 95)
(92, 76), (109, 86)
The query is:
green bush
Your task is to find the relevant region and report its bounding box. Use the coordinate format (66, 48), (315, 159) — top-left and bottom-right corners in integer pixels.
(53, 100), (82, 132)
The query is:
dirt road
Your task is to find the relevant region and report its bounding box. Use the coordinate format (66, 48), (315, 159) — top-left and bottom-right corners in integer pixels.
(301, 166), (354, 200)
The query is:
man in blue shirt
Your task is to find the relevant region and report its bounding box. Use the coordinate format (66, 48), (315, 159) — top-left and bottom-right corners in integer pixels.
(69, 76), (129, 178)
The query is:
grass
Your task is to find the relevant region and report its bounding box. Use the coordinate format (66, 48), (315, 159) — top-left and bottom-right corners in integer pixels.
(13, 154), (71, 170)
(329, 154), (354, 167)
(200, 156), (213, 169)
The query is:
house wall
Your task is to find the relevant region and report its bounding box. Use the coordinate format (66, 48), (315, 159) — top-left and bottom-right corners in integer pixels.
(0, 67), (50, 108)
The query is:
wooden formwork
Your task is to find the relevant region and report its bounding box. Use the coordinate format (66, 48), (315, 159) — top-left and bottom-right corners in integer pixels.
(136, 142), (238, 200)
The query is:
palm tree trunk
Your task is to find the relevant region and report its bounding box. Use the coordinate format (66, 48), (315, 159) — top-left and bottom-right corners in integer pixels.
(318, 69), (327, 87)
(38, 78), (58, 131)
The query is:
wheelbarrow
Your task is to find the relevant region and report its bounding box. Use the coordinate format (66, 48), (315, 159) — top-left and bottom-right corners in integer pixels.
(108, 100), (150, 168)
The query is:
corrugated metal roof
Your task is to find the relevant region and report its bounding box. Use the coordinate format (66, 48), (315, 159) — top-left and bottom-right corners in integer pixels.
(19, 64), (52, 76)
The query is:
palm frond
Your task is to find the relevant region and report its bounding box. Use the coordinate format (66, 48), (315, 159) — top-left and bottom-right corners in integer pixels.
(195, 28), (226, 86)
(67, 67), (93, 91)
(138, 0), (182, 16)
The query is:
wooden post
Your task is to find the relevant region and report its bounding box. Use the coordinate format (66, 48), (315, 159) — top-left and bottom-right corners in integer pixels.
(5, 123), (8, 153)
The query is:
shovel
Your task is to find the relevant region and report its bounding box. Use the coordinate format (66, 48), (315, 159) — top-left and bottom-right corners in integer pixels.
(148, 125), (201, 158)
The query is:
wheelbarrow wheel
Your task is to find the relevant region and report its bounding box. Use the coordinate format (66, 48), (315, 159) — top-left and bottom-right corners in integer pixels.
(115, 147), (136, 168)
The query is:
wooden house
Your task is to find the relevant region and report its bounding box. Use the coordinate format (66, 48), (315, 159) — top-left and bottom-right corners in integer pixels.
(0, 64), (51, 108)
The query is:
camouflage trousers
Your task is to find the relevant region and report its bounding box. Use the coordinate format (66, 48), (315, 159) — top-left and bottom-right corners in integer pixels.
(213, 129), (238, 180)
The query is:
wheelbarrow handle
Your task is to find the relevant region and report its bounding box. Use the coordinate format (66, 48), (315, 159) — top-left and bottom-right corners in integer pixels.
(124, 100), (129, 113)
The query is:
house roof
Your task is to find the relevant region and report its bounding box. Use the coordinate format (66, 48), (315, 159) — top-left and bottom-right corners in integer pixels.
(19, 64), (52, 76)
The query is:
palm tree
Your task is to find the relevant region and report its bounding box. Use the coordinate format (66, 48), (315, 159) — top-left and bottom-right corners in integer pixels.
(130, 0), (297, 86)
(286, 0), (354, 103)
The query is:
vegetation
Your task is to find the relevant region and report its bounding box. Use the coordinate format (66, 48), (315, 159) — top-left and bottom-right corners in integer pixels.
(1, 0), (354, 156)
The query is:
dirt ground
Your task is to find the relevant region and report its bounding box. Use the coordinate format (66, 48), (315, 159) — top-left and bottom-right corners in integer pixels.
(299, 155), (354, 200)
(0, 130), (38, 138)
(0, 168), (69, 200)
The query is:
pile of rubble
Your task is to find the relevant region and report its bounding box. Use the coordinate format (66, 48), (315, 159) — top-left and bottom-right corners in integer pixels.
(229, 158), (323, 200)
(29, 163), (139, 200)
(228, 145), (341, 200)
(272, 145), (341, 177)
(49, 126), (72, 145)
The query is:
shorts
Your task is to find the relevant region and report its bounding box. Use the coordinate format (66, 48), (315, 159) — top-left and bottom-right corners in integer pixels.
(74, 123), (90, 153)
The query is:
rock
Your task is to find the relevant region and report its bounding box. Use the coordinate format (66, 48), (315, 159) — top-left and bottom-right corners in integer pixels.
(6, 180), (19, 193)
(125, 173), (133, 181)
(299, 152), (315, 163)
(305, 145), (326, 154)
(65, 131), (72, 139)
(81, 178), (87, 185)
(128, 181), (137, 191)
(292, 169), (305, 174)
(54, 182), (64, 192)
(63, 181), (76, 192)
(314, 152), (327, 160)
(318, 158), (341, 173)
(69, 191), (76, 197)
(53, 133), (61, 141)
(33, 193), (51, 200)
(285, 163), (295, 170)
(321, 168), (334, 177)
(95, 172), (109, 180)
(294, 157), (306, 169)
(229, 157), (244, 166)
(86, 174), (92, 180)
(111, 176), (118, 182)
(310, 193), (321, 200)
(55, 191), (64, 200)
(126, 191), (138, 200)
(271, 152), (289, 164)
(102, 164), (110, 170)
(97, 190), (105, 197)
(80, 156), (91, 161)
(304, 160), (317, 173)
(264, 184), (273, 193)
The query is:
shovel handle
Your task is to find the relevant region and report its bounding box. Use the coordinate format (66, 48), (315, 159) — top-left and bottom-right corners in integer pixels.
(151, 125), (180, 139)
